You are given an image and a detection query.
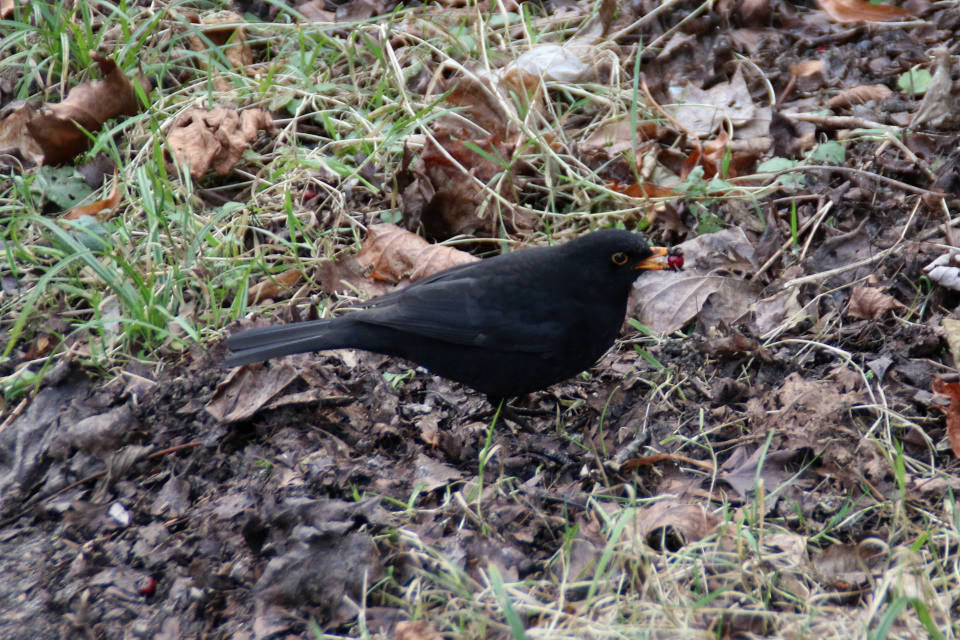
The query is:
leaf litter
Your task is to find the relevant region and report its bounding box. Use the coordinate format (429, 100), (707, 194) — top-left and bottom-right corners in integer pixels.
(2, 0), (960, 637)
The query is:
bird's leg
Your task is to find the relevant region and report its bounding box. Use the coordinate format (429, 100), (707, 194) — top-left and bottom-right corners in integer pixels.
(464, 397), (537, 432)
(488, 397), (537, 433)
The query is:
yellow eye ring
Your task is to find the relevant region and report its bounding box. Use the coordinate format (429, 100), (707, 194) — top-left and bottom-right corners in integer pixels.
(611, 252), (629, 266)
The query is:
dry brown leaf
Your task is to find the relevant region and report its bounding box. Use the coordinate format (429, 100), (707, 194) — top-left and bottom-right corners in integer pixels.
(812, 540), (888, 589)
(336, 0), (383, 21)
(184, 10), (253, 69)
(924, 252), (960, 290)
(790, 60), (826, 77)
(247, 268), (303, 304)
(669, 67), (756, 137)
(62, 178), (122, 221)
(502, 41), (605, 84)
(828, 364), (862, 392)
(816, 0), (913, 22)
(25, 53), (150, 165)
(942, 317), (960, 366)
(846, 285), (907, 319)
(765, 374), (865, 472)
(623, 500), (719, 548)
(355, 224), (478, 285)
(580, 121), (664, 156)
(398, 131), (528, 239)
(931, 378), (960, 458)
(738, 0), (771, 24)
(752, 288), (807, 336)
(910, 48), (960, 130)
(826, 84), (893, 110)
(166, 107), (273, 178)
(632, 272), (760, 333)
(612, 181), (677, 199)
(395, 620), (444, 640)
(0, 101), (44, 165)
(443, 77), (517, 140)
(206, 363), (300, 422)
(631, 228), (761, 333)
(296, 0), (336, 21)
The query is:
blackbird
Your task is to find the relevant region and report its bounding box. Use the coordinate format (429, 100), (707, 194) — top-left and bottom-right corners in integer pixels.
(223, 229), (681, 398)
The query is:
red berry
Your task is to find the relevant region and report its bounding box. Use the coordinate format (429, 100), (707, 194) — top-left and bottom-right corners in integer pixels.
(138, 577), (157, 597)
(667, 254), (684, 270)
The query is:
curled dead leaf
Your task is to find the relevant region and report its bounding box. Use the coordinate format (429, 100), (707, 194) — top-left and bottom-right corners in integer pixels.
(183, 10), (253, 69)
(623, 500), (719, 550)
(845, 285), (907, 320)
(631, 228), (761, 333)
(62, 169), (122, 221)
(668, 67), (756, 137)
(247, 269), (303, 305)
(941, 317), (960, 366)
(166, 107), (273, 178)
(24, 53), (151, 165)
(355, 224), (478, 285)
(931, 378), (960, 458)
(826, 84), (893, 110)
(924, 252), (960, 290)
(0, 101), (44, 165)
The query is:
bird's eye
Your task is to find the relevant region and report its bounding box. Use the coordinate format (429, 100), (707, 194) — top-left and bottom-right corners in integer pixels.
(611, 252), (629, 266)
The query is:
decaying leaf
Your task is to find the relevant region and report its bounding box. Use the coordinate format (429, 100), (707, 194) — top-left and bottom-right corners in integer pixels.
(395, 621), (444, 640)
(942, 317), (960, 366)
(502, 40), (608, 84)
(931, 378), (960, 457)
(355, 224), (478, 285)
(752, 288), (808, 336)
(826, 84), (894, 110)
(206, 362), (300, 422)
(812, 540), (888, 590)
(762, 374), (877, 483)
(10, 54), (151, 166)
(62, 169), (122, 221)
(828, 364), (863, 392)
(0, 101), (44, 165)
(845, 285), (907, 319)
(924, 251), (960, 290)
(183, 10), (253, 70)
(910, 48), (960, 130)
(631, 228), (761, 333)
(247, 268), (304, 304)
(398, 130), (529, 239)
(668, 67), (756, 137)
(621, 500), (719, 550)
(816, 0), (913, 22)
(720, 446), (808, 513)
(165, 107), (273, 178)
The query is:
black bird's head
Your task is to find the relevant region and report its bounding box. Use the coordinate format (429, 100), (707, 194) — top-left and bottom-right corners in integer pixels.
(559, 229), (682, 290)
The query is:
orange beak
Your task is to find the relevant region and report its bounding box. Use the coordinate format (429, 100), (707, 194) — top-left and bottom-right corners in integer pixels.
(635, 247), (683, 271)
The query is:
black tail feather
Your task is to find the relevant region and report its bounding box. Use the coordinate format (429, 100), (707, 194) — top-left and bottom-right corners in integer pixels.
(223, 320), (344, 367)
